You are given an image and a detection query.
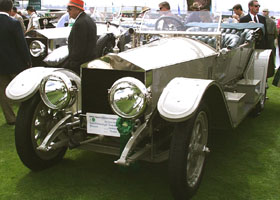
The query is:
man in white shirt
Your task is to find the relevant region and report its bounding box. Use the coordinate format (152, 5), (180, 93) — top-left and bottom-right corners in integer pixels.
(26, 6), (40, 33)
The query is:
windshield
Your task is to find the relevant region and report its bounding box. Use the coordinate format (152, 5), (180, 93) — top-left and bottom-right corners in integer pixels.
(140, 10), (222, 34)
(91, 6), (148, 25)
(91, 7), (121, 22)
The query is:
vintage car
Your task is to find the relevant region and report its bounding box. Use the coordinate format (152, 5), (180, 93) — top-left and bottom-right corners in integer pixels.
(26, 6), (147, 67)
(6, 10), (272, 200)
(25, 9), (131, 67)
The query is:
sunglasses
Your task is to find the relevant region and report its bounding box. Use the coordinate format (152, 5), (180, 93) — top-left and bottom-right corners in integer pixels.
(67, 6), (73, 11)
(254, 5), (260, 8)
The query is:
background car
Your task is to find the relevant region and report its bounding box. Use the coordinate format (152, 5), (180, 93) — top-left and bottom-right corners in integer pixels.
(25, 16), (130, 67)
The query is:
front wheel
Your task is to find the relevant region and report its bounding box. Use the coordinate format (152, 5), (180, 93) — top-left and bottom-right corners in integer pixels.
(169, 103), (210, 200)
(15, 93), (67, 171)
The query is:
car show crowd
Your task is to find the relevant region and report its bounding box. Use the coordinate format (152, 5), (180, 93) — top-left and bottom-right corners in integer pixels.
(0, 0), (280, 124)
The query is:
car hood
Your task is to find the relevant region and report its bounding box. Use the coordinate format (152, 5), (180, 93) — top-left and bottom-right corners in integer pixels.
(36, 27), (72, 39)
(88, 37), (217, 71)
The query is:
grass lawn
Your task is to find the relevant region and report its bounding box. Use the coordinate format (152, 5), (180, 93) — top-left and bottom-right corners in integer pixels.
(0, 79), (280, 200)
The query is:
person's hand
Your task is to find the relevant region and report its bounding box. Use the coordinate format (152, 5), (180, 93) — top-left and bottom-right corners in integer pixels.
(232, 14), (239, 21)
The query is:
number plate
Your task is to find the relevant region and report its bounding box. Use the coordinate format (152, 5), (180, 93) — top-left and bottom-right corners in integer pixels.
(86, 113), (120, 137)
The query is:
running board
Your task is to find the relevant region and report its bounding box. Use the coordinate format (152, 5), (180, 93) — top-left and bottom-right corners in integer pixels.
(237, 79), (261, 103)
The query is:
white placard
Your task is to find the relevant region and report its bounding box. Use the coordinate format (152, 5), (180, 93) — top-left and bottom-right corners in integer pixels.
(86, 113), (120, 137)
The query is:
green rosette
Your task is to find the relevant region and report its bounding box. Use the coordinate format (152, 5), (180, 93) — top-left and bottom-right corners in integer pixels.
(116, 118), (135, 136)
(116, 118), (135, 154)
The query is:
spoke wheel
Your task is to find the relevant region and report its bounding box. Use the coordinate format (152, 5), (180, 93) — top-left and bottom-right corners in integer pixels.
(15, 93), (67, 171)
(186, 110), (208, 188)
(169, 103), (209, 200)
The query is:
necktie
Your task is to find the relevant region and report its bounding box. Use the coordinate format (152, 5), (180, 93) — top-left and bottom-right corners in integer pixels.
(254, 15), (257, 23)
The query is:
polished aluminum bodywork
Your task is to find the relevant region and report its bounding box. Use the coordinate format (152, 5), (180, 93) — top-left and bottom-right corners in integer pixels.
(6, 9), (272, 182)
(6, 10), (273, 199)
(87, 31), (269, 127)
(8, 10), (271, 140)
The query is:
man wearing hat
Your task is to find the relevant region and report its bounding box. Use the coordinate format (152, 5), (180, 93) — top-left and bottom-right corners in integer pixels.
(190, 2), (201, 11)
(62, 0), (97, 74)
(186, 2), (201, 23)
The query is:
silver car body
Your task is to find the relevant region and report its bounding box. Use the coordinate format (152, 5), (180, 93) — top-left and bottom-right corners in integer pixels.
(8, 10), (271, 139)
(6, 10), (272, 198)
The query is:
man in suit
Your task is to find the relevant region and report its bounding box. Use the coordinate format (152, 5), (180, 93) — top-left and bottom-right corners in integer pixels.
(240, 0), (268, 50)
(0, 0), (31, 125)
(62, 0), (97, 74)
(262, 8), (277, 70)
(10, 6), (26, 32)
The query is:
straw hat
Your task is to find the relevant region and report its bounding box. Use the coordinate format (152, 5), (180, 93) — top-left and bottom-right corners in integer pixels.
(190, 2), (201, 10)
(262, 8), (269, 12)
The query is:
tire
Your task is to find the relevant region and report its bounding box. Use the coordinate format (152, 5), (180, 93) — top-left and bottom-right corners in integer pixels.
(169, 103), (210, 200)
(155, 16), (185, 31)
(96, 33), (116, 57)
(15, 93), (67, 171)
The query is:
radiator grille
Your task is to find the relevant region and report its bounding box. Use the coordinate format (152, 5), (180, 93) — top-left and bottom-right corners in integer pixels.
(81, 68), (145, 114)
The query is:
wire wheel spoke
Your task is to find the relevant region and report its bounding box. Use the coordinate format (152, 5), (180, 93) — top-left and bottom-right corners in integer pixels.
(31, 101), (63, 157)
(186, 111), (208, 187)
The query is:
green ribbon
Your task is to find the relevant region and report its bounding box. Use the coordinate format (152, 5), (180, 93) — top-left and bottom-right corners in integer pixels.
(116, 118), (135, 154)
(116, 118), (134, 136)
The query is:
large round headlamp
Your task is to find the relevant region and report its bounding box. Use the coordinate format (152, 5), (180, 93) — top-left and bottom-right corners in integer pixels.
(39, 72), (77, 110)
(30, 40), (46, 57)
(109, 77), (148, 119)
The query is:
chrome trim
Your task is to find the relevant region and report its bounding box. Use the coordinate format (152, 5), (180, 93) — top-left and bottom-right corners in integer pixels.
(37, 114), (72, 151)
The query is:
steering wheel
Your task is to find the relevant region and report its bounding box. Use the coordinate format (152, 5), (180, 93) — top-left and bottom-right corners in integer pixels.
(155, 16), (185, 31)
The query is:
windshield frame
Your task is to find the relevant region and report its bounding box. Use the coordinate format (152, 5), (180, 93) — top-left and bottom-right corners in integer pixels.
(136, 10), (223, 51)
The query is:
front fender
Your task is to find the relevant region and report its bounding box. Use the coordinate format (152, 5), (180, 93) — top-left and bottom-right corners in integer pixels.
(6, 67), (80, 103)
(244, 49), (272, 95)
(6, 67), (58, 102)
(157, 78), (218, 122)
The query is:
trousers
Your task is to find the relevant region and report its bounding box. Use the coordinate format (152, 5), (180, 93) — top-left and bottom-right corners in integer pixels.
(0, 74), (16, 124)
